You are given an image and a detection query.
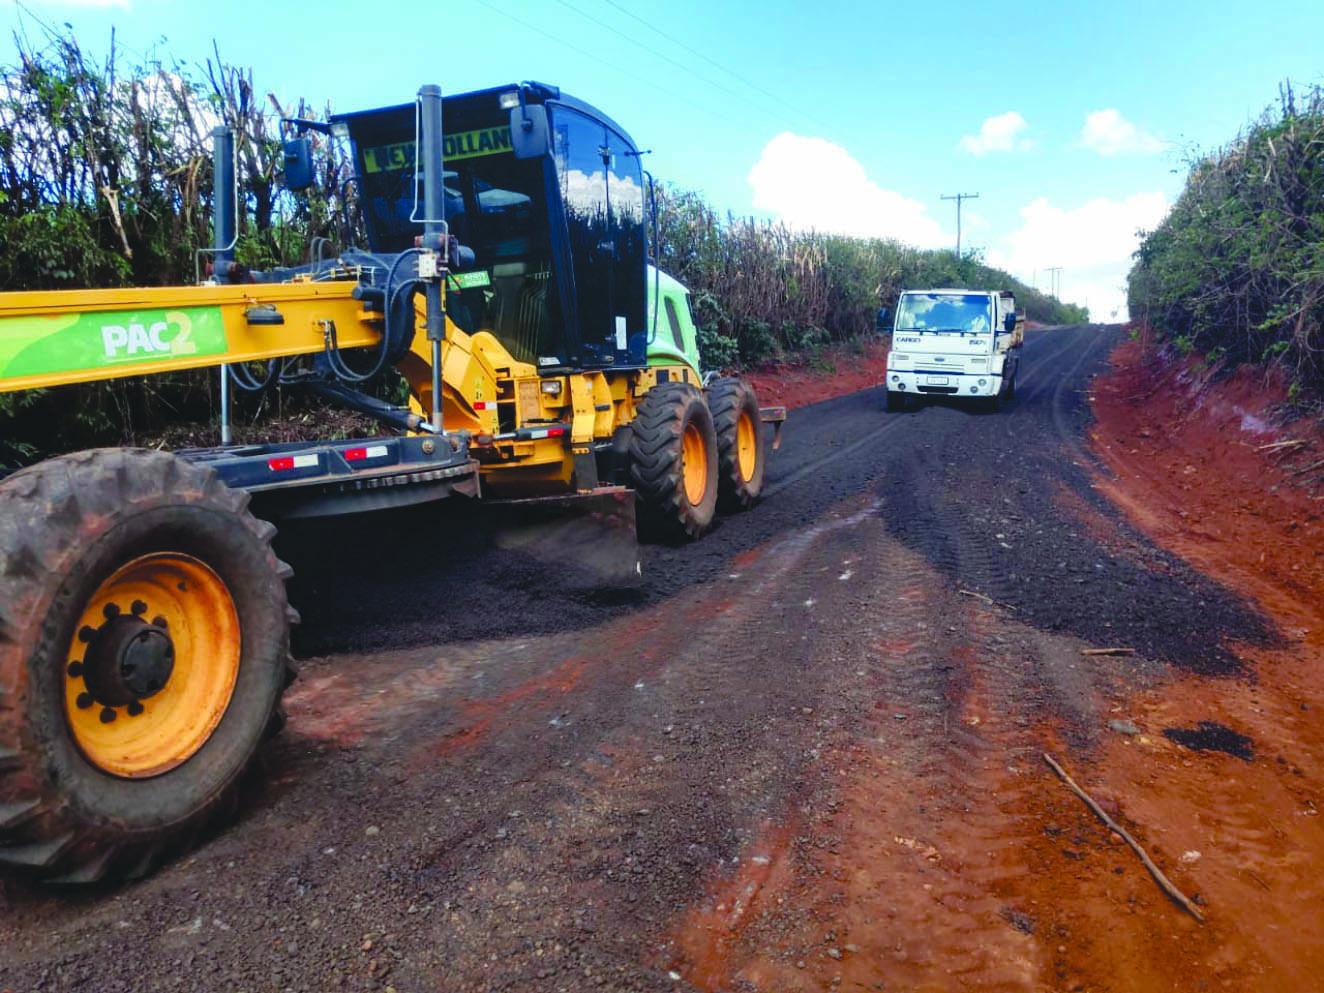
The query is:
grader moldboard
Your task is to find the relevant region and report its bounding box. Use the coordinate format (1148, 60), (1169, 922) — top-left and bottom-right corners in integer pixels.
(0, 83), (785, 883)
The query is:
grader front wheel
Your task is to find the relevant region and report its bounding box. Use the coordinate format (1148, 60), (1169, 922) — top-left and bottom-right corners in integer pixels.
(0, 449), (295, 883)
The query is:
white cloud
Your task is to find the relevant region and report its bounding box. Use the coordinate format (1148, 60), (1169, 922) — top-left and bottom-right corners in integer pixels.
(986, 192), (1170, 321)
(1079, 109), (1165, 156)
(748, 132), (949, 249)
(959, 112), (1033, 156)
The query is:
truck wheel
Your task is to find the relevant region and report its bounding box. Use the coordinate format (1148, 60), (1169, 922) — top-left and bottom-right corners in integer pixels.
(630, 382), (719, 541)
(705, 376), (765, 512)
(0, 449), (295, 883)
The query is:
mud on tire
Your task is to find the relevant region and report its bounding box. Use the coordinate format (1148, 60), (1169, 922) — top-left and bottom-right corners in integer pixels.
(0, 449), (296, 883)
(706, 376), (766, 512)
(629, 381), (719, 541)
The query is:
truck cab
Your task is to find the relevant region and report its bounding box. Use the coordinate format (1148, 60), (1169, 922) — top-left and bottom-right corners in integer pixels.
(884, 289), (1023, 411)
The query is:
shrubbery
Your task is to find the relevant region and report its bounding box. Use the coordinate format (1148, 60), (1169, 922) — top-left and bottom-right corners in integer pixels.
(1128, 83), (1324, 398)
(0, 25), (1085, 465)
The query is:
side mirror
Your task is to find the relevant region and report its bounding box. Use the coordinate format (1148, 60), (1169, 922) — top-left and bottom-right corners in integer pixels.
(1004, 311), (1017, 332)
(282, 137), (315, 192)
(876, 307), (891, 330)
(509, 104), (551, 160)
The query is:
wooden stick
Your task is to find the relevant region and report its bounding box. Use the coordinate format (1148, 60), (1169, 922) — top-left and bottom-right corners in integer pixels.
(958, 589), (1017, 612)
(1256, 438), (1304, 452)
(1081, 647), (1136, 656)
(1043, 753), (1205, 923)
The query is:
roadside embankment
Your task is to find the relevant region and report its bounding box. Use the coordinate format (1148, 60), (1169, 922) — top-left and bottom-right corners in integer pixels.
(1081, 337), (1324, 990)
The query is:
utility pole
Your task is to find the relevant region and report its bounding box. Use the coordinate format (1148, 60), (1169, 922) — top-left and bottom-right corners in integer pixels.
(941, 192), (980, 259)
(1046, 266), (1063, 299)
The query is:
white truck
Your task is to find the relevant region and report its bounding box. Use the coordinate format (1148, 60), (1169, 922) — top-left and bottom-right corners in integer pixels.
(884, 289), (1024, 411)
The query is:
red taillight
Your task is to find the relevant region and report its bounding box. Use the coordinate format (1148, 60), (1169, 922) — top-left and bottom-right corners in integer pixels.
(343, 447), (367, 462)
(547, 426), (567, 438)
(268, 456), (294, 471)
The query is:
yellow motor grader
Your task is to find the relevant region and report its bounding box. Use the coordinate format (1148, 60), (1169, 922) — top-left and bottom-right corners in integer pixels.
(0, 83), (784, 882)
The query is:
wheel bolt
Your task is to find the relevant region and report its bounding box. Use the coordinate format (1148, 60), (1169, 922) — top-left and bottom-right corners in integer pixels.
(127, 701), (144, 717)
(131, 600), (148, 616)
(76, 692), (94, 709)
(67, 661), (84, 678)
(99, 707), (117, 724)
(103, 603), (121, 619)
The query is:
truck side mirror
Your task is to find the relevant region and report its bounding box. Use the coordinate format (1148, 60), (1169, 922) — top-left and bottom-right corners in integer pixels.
(282, 137), (315, 192)
(1004, 311), (1017, 332)
(509, 104), (551, 159)
(877, 307), (890, 330)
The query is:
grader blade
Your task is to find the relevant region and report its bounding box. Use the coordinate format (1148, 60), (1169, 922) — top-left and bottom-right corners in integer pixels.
(484, 487), (642, 591)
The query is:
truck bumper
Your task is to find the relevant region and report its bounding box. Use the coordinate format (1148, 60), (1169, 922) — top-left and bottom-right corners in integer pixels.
(886, 369), (1001, 397)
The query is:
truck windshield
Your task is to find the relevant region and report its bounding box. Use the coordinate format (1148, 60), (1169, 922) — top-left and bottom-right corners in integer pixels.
(345, 102), (565, 367)
(896, 293), (991, 333)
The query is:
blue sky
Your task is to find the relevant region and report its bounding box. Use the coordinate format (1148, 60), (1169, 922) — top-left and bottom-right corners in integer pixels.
(4, 0), (1323, 318)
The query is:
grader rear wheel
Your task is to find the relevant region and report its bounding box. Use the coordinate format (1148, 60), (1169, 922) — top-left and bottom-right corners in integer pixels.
(0, 449), (295, 883)
(629, 381), (719, 541)
(706, 376), (766, 512)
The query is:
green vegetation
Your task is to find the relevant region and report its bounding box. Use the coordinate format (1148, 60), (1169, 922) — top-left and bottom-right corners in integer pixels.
(1128, 83), (1324, 395)
(0, 25), (1085, 465)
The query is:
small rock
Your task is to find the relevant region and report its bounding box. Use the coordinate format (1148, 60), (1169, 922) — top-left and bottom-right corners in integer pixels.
(1180, 850), (1201, 864)
(365, 825), (380, 837)
(1108, 719), (1141, 736)
(827, 947), (843, 960)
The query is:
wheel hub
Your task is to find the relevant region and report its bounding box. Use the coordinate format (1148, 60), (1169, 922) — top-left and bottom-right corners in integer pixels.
(82, 614), (176, 708)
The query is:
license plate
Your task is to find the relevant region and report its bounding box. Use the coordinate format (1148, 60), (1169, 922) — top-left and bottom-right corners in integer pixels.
(925, 375), (949, 385)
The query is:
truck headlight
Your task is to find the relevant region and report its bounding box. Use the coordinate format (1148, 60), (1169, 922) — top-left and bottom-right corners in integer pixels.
(540, 380), (563, 396)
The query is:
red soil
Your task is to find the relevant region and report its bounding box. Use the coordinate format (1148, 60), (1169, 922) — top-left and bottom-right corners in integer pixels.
(742, 338), (891, 410)
(1081, 340), (1324, 990)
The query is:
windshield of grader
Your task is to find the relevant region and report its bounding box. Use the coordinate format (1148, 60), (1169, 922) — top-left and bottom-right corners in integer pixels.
(896, 293), (993, 334)
(349, 104), (564, 367)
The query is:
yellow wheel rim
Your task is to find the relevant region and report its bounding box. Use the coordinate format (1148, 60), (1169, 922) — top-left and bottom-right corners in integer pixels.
(682, 421), (709, 507)
(736, 410), (757, 481)
(63, 553), (240, 779)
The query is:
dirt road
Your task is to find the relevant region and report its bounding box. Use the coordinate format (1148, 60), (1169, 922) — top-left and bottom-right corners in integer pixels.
(1, 327), (1316, 992)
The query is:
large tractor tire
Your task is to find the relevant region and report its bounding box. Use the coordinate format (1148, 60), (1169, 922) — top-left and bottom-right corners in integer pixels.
(706, 376), (766, 512)
(0, 449), (295, 883)
(630, 381), (719, 541)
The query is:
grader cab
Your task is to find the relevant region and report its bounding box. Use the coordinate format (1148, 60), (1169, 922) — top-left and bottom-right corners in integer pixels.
(0, 82), (783, 882)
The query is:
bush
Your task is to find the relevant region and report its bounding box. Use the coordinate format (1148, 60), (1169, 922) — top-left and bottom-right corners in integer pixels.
(1128, 82), (1324, 394)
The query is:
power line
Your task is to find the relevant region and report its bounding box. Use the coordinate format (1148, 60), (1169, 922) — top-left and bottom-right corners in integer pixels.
(595, 0), (824, 132)
(940, 192), (979, 259)
(549, 0), (766, 115)
(469, 0), (760, 140)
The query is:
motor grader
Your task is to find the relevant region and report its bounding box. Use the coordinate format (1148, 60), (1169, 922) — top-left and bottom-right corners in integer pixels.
(0, 82), (783, 882)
